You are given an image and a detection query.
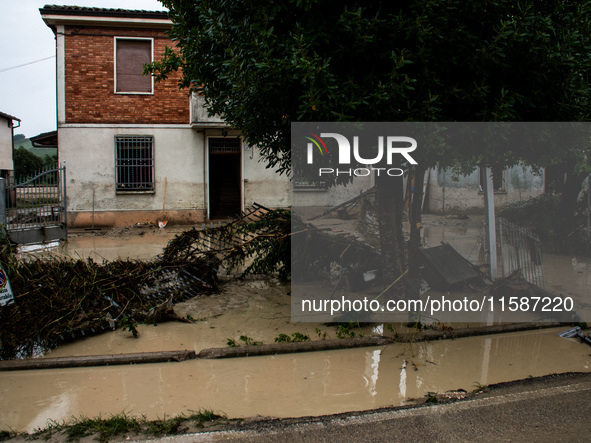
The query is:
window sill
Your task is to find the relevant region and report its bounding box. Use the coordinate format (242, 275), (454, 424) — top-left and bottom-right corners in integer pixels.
(478, 190), (507, 195)
(293, 188), (328, 192)
(116, 190), (155, 195)
(115, 91), (154, 96)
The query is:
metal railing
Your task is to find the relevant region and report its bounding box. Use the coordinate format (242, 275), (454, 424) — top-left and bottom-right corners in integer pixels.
(497, 217), (544, 288)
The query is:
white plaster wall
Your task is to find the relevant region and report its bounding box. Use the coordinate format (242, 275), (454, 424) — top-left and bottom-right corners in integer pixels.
(0, 118), (13, 171)
(292, 175), (373, 209)
(60, 126), (205, 213)
(190, 93), (225, 124)
(426, 166), (545, 213)
(242, 145), (291, 208)
(60, 126), (293, 217)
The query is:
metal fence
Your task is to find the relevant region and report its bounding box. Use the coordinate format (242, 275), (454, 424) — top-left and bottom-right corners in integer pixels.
(497, 217), (544, 288)
(1, 164), (67, 245)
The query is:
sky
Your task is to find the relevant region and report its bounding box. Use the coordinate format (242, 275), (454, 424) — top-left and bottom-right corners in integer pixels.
(0, 0), (167, 138)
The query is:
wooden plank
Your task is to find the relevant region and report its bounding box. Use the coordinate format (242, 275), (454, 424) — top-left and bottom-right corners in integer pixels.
(0, 350), (195, 372)
(1, 323), (566, 369)
(197, 322), (563, 359)
(197, 337), (392, 359)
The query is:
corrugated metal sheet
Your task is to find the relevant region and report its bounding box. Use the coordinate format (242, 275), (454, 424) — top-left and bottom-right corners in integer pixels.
(420, 243), (480, 289)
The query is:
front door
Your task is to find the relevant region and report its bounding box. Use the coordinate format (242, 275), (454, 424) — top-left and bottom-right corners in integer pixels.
(208, 137), (241, 218)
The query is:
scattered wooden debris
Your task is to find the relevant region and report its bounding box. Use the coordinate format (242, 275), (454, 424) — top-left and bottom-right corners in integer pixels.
(0, 203), (291, 360)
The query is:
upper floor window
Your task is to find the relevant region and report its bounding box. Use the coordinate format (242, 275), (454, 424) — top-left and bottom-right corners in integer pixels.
(115, 38), (153, 94)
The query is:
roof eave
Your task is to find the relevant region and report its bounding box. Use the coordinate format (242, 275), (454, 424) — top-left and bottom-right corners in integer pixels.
(40, 8), (172, 29)
(0, 112), (21, 124)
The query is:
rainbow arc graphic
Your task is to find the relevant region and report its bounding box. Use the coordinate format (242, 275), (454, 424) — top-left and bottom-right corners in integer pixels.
(304, 131), (329, 156)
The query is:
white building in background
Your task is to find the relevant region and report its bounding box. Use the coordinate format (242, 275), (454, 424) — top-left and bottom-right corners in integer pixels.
(425, 165), (545, 214)
(0, 111), (19, 181)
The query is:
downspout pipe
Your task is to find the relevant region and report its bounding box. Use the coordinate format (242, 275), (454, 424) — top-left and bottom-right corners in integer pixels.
(10, 117), (21, 177)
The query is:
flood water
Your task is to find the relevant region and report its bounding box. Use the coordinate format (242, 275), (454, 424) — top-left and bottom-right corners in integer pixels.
(1, 327), (589, 433)
(2, 216), (591, 433)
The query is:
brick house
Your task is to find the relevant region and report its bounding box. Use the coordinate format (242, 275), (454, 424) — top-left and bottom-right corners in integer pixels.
(40, 5), (290, 228)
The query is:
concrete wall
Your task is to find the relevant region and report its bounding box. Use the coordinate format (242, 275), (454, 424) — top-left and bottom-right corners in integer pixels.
(61, 125), (290, 227)
(190, 93), (225, 125)
(0, 117), (13, 171)
(61, 125), (204, 227)
(426, 166), (545, 213)
(241, 140), (292, 209)
(292, 175), (373, 209)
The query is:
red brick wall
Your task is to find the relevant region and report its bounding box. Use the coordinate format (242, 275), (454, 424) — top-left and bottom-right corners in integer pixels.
(64, 26), (189, 124)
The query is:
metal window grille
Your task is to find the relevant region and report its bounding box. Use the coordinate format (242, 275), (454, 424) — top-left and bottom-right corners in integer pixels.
(116, 136), (154, 191)
(209, 137), (241, 153)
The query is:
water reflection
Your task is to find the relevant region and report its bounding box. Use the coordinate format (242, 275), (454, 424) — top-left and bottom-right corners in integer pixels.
(1, 328), (589, 433)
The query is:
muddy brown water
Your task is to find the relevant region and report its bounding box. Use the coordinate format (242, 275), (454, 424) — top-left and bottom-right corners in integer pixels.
(2, 216), (591, 433)
(1, 328), (590, 433)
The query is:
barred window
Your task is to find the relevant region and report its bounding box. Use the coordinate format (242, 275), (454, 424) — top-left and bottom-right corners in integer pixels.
(116, 136), (154, 191)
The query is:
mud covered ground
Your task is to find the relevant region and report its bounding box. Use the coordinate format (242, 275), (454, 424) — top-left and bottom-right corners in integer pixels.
(1, 213), (591, 435)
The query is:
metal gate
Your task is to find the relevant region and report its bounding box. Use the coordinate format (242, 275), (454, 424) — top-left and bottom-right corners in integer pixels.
(497, 217), (544, 288)
(1, 164), (67, 245)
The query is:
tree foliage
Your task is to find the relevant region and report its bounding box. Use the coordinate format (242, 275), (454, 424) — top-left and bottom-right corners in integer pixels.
(149, 0), (591, 175)
(149, 0), (591, 267)
(13, 146), (44, 180)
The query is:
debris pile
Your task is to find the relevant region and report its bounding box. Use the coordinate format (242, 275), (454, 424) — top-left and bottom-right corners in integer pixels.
(0, 203), (291, 360)
(161, 203), (291, 280)
(0, 242), (218, 359)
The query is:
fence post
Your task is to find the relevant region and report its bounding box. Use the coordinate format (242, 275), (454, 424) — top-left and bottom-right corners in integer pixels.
(587, 173), (590, 256)
(0, 177), (6, 229)
(482, 167), (497, 281)
(62, 163), (67, 232)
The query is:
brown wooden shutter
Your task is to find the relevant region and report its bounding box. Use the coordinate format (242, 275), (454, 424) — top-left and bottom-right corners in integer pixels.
(116, 39), (152, 93)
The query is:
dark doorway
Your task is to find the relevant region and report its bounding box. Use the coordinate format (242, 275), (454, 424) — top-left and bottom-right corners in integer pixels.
(208, 137), (241, 218)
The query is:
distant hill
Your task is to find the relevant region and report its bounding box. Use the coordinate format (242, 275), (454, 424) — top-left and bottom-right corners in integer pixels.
(14, 138), (57, 161)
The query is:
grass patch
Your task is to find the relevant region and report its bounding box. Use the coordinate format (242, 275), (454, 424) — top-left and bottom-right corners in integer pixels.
(0, 430), (15, 441)
(334, 322), (363, 339)
(12, 409), (231, 442)
(424, 392), (438, 404)
(187, 408), (227, 424)
(472, 382), (489, 393)
(145, 416), (186, 436)
(226, 335), (263, 347)
(274, 332), (311, 343)
(64, 412), (143, 442)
